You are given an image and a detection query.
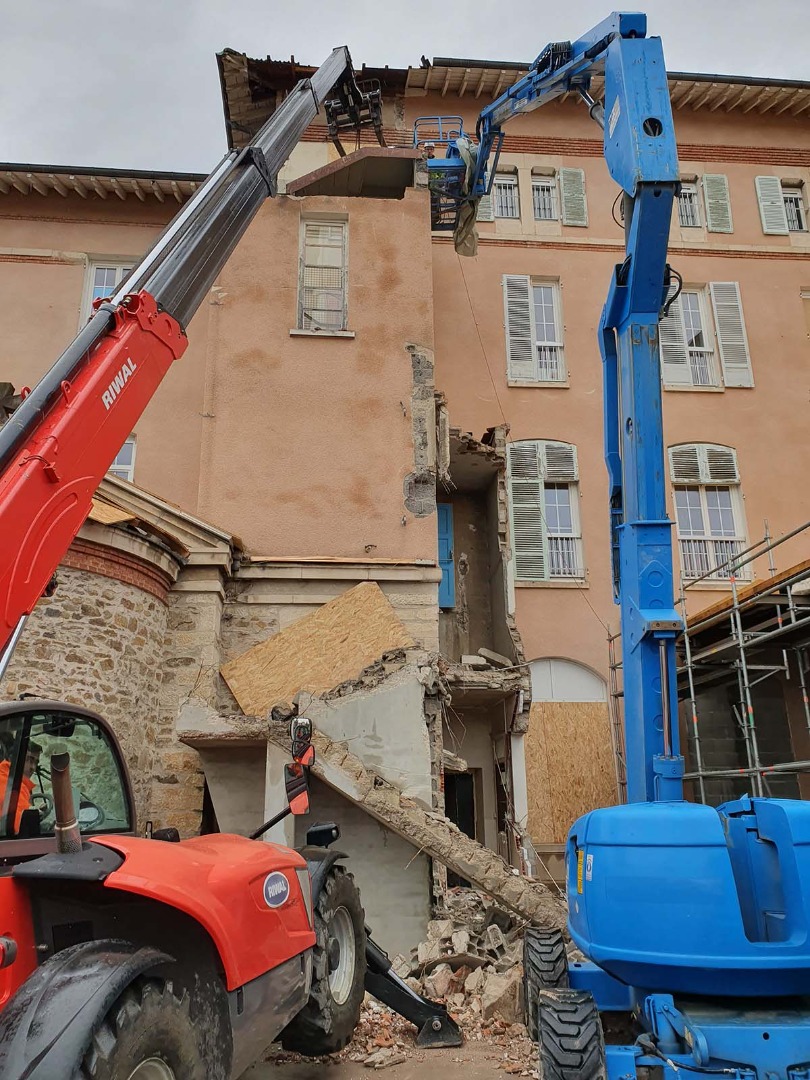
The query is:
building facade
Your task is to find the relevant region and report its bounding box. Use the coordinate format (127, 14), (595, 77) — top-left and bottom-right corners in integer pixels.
(2, 52), (810, 945)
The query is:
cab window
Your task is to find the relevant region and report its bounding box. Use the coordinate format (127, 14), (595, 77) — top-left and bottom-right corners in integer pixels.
(0, 710), (132, 839)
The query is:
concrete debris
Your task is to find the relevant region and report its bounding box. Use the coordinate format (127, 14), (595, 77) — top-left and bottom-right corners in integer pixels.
(461, 654), (489, 668)
(477, 647), (513, 668)
(269, 725), (566, 929)
(481, 968), (522, 1024)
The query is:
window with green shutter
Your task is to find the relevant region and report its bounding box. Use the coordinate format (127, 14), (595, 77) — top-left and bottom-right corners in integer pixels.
(508, 441), (583, 582)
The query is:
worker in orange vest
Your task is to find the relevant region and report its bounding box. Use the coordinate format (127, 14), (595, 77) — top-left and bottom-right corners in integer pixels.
(0, 741), (42, 834)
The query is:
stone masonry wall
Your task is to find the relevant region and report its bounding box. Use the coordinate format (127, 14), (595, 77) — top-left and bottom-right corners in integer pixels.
(150, 586), (224, 834)
(4, 564), (169, 825)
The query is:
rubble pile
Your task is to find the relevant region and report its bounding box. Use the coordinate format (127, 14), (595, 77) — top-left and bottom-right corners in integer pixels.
(267, 890), (539, 1072)
(393, 888), (527, 1026)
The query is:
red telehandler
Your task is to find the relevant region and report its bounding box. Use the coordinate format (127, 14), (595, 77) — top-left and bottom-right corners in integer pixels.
(0, 49), (460, 1079)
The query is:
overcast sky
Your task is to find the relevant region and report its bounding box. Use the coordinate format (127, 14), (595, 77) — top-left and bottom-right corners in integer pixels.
(2, 0), (807, 174)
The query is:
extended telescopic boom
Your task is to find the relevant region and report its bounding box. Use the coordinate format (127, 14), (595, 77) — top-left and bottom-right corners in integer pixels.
(0, 49), (376, 664)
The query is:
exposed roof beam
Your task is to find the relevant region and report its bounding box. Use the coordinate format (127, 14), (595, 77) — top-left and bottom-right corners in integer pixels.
(691, 84), (719, 110)
(791, 93), (810, 116)
(761, 88), (793, 114)
(441, 68), (451, 97)
(89, 176), (108, 199)
(724, 86), (752, 111)
(492, 70), (508, 99)
(774, 90), (802, 115)
(69, 175), (89, 198)
(475, 69), (487, 98)
(752, 86), (780, 113)
(130, 178), (146, 201)
(458, 69), (469, 97)
(108, 176), (127, 200)
(6, 173), (28, 195)
(742, 87), (767, 112)
(708, 84), (736, 111)
(150, 181), (165, 203)
(47, 173), (69, 197)
(26, 173), (49, 196)
(0, 177), (9, 195)
(170, 180), (183, 203)
(675, 83), (699, 108)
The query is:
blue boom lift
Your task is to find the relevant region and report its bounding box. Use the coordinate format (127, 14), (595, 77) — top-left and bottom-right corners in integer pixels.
(419, 12), (810, 1078)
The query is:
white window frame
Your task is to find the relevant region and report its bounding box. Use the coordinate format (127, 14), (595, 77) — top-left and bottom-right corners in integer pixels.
(531, 281), (565, 382)
(679, 288), (719, 387)
(503, 275), (567, 385)
(507, 440), (583, 583)
(108, 434), (137, 483)
(782, 184), (807, 233)
(543, 482), (583, 579)
(673, 484), (748, 582)
(493, 175), (520, 219)
(669, 444), (749, 582)
(677, 182), (702, 228)
(297, 220), (348, 332)
(532, 176), (558, 221)
(80, 259), (135, 325)
(660, 282), (753, 390)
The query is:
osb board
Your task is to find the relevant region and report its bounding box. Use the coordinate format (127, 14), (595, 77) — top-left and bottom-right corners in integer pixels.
(88, 499), (135, 525)
(220, 582), (415, 716)
(525, 701), (618, 844)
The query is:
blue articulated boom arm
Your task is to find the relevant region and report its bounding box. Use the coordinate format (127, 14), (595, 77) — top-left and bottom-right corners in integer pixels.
(473, 13), (684, 802)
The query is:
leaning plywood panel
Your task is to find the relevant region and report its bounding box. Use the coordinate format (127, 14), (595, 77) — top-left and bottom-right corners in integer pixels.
(525, 701), (618, 844)
(221, 581), (415, 716)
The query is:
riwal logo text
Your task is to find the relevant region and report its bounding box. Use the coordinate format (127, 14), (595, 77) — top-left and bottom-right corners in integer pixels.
(263, 871), (291, 909)
(102, 358), (137, 410)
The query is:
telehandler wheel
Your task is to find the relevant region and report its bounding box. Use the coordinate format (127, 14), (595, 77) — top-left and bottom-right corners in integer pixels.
(80, 978), (207, 1080)
(535, 989), (606, 1080)
(281, 865), (366, 1056)
(523, 928), (569, 1040)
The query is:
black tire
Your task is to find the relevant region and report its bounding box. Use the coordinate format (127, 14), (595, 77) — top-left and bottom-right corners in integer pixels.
(536, 989), (606, 1080)
(523, 928), (568, 1039)
(80, 978), (207, 1080)
(281, 865), (366, 1056)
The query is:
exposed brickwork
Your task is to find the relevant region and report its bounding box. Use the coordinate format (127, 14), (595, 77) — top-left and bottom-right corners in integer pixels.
(64, 539), (172, 603)
(299, 124), (810, 168)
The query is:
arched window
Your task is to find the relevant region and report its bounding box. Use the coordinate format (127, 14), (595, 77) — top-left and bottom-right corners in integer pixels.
(507, 440), (583, 582)
(669, 443), (748, 581)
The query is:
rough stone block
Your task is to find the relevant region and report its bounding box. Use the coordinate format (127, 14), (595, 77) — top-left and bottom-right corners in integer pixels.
(465, 966), (486, 994)
(481, 967), (522, 1023)
(451, 929), (470, 954)
(423, 963), (453, 1000)
(427, 919), (454, 941)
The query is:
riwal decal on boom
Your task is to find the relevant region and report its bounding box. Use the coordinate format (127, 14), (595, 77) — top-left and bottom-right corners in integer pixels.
(102, 358), (137, 410)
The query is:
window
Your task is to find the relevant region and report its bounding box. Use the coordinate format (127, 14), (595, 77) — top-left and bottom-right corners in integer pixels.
(508, 440), (583, 582)
(755, 176), (808, 235)
(81, 260), (133, 323)
(493, 175), (520, 218)
(669, 444), (748, 581)
(659, 281), (753, 389)
(783, 186), (807, 232)
(532, 177), (557, 221)
(0, 707), (132, 840)
(503, 276), (566, 383)
(298, 221), (348, 332)
(108, 434), (136, 482)
(677, 183), (701, 227)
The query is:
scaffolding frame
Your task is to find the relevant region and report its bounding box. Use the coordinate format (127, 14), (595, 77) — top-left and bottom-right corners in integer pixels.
(608, 519), (810, 804)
